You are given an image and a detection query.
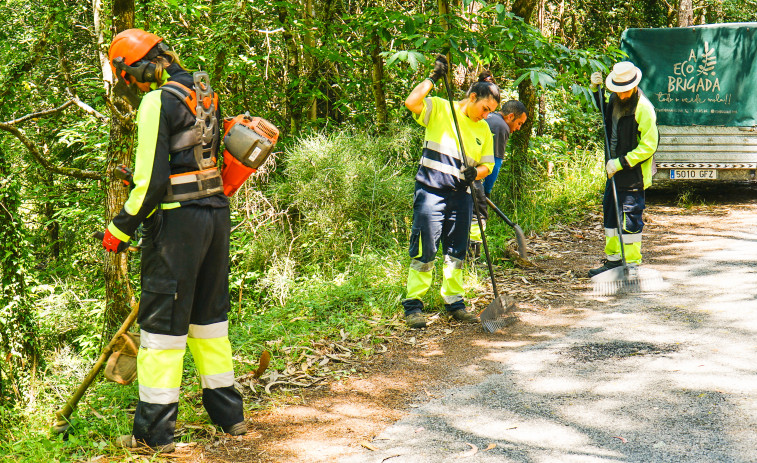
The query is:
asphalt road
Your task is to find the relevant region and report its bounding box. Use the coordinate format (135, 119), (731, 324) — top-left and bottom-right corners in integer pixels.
(341, 190), (757, 463)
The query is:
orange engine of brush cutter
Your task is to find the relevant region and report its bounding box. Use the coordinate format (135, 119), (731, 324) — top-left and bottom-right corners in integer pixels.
(221, 114), (279, 196)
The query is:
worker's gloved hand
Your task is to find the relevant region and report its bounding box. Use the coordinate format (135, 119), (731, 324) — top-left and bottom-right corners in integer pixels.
(590, 71), (603, 91)
(113, 164), (134, 188)
(606, 159), (622, 178)
(461, 165), (478, 185)
(429, 54), (448, 84)
(102, 229), (129, 253)
(471, 180), (486, 204)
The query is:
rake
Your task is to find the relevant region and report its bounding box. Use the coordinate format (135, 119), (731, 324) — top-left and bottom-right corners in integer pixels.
(592, 87), (664, 296)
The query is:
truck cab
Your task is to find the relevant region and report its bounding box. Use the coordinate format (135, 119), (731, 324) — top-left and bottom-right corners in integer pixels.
(621, 23), (757, 183)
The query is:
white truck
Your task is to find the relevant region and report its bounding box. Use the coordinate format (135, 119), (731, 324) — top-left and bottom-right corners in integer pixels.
(621, 23), (757, 182)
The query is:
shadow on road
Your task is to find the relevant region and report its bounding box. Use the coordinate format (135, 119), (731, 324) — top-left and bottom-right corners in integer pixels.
(340, 191), (757, 463)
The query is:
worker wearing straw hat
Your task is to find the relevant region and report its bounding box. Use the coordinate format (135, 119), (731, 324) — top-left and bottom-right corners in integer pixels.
(588, 61), (659, 277)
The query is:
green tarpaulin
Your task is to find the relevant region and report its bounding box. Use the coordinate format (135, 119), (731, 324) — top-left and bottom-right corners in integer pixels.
(621, 23), (757, 127)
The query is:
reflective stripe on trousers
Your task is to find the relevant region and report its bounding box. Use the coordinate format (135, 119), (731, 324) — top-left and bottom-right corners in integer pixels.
(406, 255), (465, 304)
(602, 184), (645, 264)
(187, 321), (235, 389)
(604, 229), (642, 264)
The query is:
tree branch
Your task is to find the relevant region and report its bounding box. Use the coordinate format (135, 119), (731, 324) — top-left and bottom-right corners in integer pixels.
(0, 123), (102, 180)
(69, 93), (108, 122)
(1, 101), (75, 126)
(255, 28), (284, 34)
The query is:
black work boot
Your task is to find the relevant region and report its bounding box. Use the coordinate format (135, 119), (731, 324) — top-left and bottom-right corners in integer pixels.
(448, 309), (479, 323)
(588, 259), (623, 277)
(223, 421), (247, 436)
(116, 435), (175, 454)
(405, 312), (427, 329)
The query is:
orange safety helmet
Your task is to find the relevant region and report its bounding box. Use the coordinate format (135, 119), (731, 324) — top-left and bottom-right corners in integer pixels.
(109, 28), (163, 83)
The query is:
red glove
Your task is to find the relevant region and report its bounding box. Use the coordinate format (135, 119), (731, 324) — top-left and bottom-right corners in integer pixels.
(102, 229), (129, 253)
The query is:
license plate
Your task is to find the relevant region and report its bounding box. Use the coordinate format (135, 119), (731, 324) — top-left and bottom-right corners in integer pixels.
(669, 169), (718, 180)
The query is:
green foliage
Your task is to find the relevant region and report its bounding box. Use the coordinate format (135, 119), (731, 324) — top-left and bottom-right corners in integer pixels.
(705, 0), (757, 22)
(380, 4), (624, 108)
(4, 0), (757, 459)
(277, 126), (418, 264)
(0, 154), (39, 409)
(568, 0), (668, 49)
(547, 89), (605, 147)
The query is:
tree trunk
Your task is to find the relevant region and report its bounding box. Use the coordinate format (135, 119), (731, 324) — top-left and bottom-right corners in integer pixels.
(304, 0), (317, 122)
(370, 33), (388, 130)
(316, 0), (345, 122)
(278, 4), (301, 134)
(537, 95), (546, 136)
(512, 0), (537, 22)
(505, 80), (537, 204)
(0, 146), (39, 403)
(211, 0), (227, 89)
(103, 0), (136, 334)
(43, 172), (60, 259)
(437, 0), (453, 84)
(505, 0), (538, 206)
(677, 0), (694, 27)
(536, 1), (546, 137)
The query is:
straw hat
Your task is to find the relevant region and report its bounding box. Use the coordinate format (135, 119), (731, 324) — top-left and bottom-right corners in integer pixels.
(605, 61), (642, 93)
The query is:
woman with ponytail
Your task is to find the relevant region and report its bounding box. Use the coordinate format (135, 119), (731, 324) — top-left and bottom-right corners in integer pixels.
(400, 56), (498, 329)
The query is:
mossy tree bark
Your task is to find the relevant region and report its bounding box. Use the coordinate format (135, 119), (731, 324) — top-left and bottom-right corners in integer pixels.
(103, 0), (136, 335)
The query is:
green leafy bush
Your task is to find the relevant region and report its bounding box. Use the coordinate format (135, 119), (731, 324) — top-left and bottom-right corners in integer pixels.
(278, 125), (419, 263)
(227, 125), (421, 311)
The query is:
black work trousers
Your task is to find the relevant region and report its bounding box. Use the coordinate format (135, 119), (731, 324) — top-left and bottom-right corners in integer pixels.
(133, 205), (243, 446)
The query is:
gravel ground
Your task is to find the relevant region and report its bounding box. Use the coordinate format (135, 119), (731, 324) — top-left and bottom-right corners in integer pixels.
(339, 199), (757, 463)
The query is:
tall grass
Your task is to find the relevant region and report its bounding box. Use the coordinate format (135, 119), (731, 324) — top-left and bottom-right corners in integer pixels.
(228, 124), (422, 312)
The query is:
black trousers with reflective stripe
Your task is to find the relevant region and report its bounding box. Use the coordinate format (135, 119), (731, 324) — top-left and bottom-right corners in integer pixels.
(134, 205), (243, 446)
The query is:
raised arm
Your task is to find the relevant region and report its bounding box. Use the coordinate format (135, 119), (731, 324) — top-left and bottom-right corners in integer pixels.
(405, 55), (448, 116)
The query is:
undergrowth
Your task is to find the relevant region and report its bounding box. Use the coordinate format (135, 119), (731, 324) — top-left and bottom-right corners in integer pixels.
(2, 119), (604, 461)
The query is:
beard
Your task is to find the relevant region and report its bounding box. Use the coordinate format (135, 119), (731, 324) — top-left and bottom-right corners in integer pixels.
(616, 89), (638, 112)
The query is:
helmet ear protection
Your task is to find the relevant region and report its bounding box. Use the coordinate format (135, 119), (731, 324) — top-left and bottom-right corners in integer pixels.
(112, 56), (159, 83)
(111, 56), (155, 83)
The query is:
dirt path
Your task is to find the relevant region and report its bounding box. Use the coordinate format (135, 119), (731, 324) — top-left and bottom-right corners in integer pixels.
(173, 186), (757, 463)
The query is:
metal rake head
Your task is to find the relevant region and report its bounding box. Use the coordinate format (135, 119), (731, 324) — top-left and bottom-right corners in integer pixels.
(479, 295), (518, 333)
(482, 315), (519, 333)
(591, 266), (665, 296)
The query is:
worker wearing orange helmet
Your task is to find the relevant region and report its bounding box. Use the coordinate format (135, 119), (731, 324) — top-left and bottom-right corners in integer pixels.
(104, 29), (245, 452)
